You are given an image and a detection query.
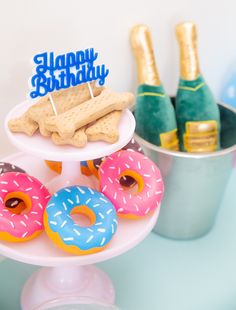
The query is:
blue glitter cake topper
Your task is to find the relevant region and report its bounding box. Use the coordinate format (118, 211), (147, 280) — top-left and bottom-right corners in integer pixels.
(29, 48), (109, 99)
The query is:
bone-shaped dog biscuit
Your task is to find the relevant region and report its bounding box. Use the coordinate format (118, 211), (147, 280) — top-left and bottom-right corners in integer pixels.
(8, 113), (38, 136)
(86, 111), (122, 143)
(51, 127), (87, 148)
(45, 89), (134, 139)
(27, 82), (103, 136)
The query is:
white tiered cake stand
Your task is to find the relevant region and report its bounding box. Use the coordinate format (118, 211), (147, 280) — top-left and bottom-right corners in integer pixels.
(0, 101), (160, 310)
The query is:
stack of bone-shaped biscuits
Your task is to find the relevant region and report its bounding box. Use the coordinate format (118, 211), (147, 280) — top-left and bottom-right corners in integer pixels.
(8, 83), (134, 148)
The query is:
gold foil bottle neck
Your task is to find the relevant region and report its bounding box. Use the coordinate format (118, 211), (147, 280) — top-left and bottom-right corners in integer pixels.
(130, 24), (161, 86)
(176, 22), (200, 81)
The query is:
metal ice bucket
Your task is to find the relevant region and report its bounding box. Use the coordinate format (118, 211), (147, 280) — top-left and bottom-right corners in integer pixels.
(134, 102), (236, 239)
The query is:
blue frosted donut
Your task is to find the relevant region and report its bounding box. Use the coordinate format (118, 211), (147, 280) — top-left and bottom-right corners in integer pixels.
(44, 186), (118, 255)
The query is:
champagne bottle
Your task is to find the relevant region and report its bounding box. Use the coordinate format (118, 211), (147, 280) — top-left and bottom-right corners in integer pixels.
(175, 22), (221, 152)
(130, 24), (179, 151)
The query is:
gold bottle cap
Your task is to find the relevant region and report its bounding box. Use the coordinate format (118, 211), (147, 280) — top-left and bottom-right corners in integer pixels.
(130, 24), (161, 86)
(176, 22), (200, 80)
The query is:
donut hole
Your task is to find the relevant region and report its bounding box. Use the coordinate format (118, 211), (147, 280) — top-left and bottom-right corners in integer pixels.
(5, 197), (23, 209)
(120, 175), (137, 189)
(119, 170), (144, 194)
(4, 192), (32, 215)
(70, 205), (96, 228)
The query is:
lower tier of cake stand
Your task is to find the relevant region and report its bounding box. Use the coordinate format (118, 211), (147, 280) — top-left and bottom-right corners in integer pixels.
(21, 265), (115, 310)
(1, 152), (159, 310)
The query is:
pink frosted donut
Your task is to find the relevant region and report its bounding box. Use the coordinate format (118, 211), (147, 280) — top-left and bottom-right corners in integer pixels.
(99, 150), (164, 219)
(0, 172), (51, 242)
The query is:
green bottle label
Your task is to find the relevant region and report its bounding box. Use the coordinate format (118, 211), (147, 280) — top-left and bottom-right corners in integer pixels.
(137, 92), (166, 98)
(176, 75), (221, 152)
(178, 82), (205, 92)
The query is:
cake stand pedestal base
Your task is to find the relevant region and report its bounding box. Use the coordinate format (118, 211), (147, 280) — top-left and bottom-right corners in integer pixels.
(21, 265), (115, 310)
(46, 161), (97, 194)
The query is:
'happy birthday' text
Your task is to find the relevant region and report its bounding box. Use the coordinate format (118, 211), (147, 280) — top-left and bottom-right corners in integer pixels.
(30, 49), (109, 98)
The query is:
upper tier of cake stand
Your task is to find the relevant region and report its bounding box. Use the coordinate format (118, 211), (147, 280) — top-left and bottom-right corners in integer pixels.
(5, 100), (136, 162)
